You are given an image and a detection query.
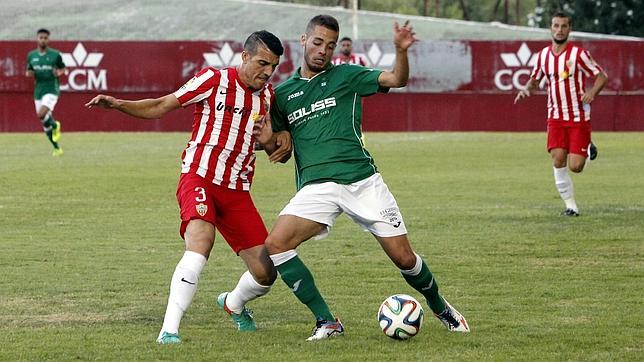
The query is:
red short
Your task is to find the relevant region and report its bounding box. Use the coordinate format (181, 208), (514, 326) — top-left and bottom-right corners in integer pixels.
(175, 172), (268, 254)
(546, 119), (592, 157)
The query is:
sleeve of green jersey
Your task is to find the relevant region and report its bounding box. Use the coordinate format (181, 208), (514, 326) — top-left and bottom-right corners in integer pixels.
(56, 53), (66, 68)
(26, 54), (33, 71)
(346, 65), (386, 96)
(270, 97), (289, 132)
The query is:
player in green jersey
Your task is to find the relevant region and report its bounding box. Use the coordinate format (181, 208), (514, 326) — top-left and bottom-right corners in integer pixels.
(257, 15), (470, 341)
(26, 28), (66, 156)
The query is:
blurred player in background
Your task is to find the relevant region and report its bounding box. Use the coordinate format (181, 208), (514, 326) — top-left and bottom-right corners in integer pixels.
(331, 36), (366, 66)
(258, 15), (469, 341)
(26, 28), (66, 156)
(86, 30), (291, 345)
(515, 11), (607, 216)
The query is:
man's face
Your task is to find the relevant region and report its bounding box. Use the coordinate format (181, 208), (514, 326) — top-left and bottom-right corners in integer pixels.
(37, 32), (49, 49)
(240, 44), (280, 90)
(301, 25), (338, 73)
(339, 40), (352, 56)
(551, 16), (571, 44)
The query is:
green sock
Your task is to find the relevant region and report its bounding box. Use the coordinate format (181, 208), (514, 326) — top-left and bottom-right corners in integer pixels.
(42, 115), (59, 148)
(44, 129), (59, 149)
(401, 260), (446, 314)
(42, 115), (56, 129)
(276, 255), (334, 321)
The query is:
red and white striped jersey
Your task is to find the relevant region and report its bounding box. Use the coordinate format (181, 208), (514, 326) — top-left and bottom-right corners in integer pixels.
(332, 54), (367, 66)
(173, 67), (272, 191)
(530, 43), (604, 122)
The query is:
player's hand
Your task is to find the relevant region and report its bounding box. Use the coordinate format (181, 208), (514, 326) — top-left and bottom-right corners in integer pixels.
(85, 95), (118, 109)
(393, 20), (417, 51)
(253, 114), (273, 145)
(514, 89), (530, 104)
(268, 131), (292, 163)
(581, 92), (594, 104)
(54, 68), (66, 77)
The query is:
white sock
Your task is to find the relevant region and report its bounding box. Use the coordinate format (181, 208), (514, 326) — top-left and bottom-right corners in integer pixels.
(158, 251), (207, 338)
(224, 271), (271, 314)
(269, 250), (298, 267)
(553, 166), (578, 211)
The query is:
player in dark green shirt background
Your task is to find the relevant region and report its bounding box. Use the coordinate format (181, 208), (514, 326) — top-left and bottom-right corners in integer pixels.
(26, 28), (66, 156)
(255, 14), (470, 341)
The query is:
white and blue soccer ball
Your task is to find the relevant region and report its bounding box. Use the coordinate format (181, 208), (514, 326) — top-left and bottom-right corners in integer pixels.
(377, 294), (424, 340)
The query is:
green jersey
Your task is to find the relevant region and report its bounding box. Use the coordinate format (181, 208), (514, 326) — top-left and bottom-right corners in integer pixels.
(26, 48), (65, 99)
(271, 63), (385, 190)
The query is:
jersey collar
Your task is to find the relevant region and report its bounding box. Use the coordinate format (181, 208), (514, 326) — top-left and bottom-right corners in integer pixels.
(230, 66), (268, 94)
(293, 62), (334, 81)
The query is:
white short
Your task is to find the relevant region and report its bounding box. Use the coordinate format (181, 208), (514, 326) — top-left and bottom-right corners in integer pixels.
(34, 94), (59, 113)
(279, 173), (408, 239)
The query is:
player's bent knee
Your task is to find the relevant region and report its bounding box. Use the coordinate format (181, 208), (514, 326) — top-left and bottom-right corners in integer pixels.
(264, 235), (282, 254)
(394, 253), (418, 270)
(184, 221), (215, 256)
(253, 266), (277, 286)
(569, 164), (584, 173)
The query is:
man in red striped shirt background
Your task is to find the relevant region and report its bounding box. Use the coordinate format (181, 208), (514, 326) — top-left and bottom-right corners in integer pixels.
(331, 36), (367, 66)
(515, 11), (608, 217)
(86, 30), (291, 344)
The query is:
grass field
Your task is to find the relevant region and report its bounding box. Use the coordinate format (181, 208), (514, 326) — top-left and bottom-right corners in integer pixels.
(1, 132), (642, 361)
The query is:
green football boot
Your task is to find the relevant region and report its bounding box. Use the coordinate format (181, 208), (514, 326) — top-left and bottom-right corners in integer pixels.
(217, 292), (257, 332)
(156, 331), (181, 345)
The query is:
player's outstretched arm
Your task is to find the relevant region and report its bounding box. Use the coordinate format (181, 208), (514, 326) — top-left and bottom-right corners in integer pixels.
(514, 78), (539, 104)
(85, 94), (181, 119)
(378, 20), (417, 89)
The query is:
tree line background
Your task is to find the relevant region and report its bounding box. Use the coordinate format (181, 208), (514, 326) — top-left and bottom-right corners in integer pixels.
(275, 0), (643, 37)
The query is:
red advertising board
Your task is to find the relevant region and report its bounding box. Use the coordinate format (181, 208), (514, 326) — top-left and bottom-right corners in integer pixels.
(1, 40), (642, 132)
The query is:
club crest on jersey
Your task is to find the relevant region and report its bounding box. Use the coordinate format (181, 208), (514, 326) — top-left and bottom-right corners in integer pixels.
(251, 113), (263, 123)
(196, 203), (208, 217)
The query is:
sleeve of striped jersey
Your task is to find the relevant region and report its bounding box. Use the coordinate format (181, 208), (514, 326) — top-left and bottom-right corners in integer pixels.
(173, 68), (217, 107)
(530, 51), (544, 81)
(578, 50), (603, 77)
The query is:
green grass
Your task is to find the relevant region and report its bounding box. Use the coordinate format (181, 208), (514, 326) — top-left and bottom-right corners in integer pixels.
(1, 132), (642, 361)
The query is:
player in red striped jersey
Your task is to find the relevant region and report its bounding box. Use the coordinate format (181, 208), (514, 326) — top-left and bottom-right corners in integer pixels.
(86, 31), (291, 344)
(331, 37), (367, 66)
(514, 11), (608, 216)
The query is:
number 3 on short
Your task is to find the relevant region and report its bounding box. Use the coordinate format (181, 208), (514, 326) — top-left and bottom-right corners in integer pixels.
(194, 187), (206, 202)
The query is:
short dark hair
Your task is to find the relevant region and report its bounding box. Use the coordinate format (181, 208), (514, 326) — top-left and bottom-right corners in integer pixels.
(37, 28), (50, 35)
(306, 14), (339, 34)
(552, 11), (572, 26)
(244, 30), (284, 57)
(339, 37), (352, 43)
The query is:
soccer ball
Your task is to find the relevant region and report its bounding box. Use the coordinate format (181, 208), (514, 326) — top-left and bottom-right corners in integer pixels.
(377, 294), (424, 340)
